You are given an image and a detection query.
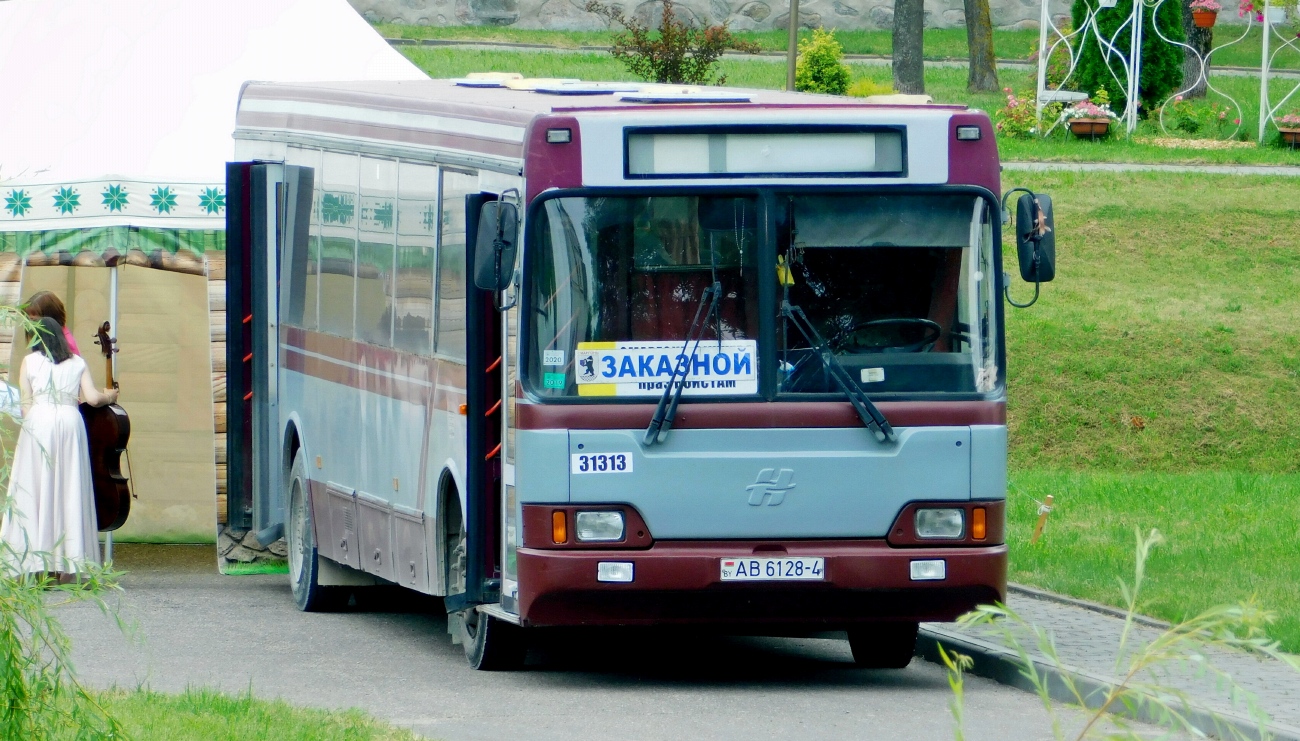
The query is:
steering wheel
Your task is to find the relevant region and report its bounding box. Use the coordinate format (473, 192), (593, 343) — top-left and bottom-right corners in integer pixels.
(833, 318), (943, 353)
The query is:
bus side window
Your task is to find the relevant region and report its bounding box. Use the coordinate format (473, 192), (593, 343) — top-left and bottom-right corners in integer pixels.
(395, 161), (439, 356)
(284, 146), (320, 330)
(437, 170), (476, 361)
(319, 152), (359, 339)
(358, 156), (398, 347)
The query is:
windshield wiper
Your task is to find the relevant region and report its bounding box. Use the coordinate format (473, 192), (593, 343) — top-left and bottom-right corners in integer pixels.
(780, 299), (897, 444)
(644, 280), (721, 446)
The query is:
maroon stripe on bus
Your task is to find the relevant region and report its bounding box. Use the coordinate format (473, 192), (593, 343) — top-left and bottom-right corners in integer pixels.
(237, 112), (524, 159)
(282, 348), (436, 406)
(281, 326), (468, 389)
(515, 400), (1005, 430)
(280, 327), (468, 408)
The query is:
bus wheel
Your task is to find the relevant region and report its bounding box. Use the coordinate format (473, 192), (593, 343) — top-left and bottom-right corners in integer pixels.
(445, 521), (526, 670)
(458, 606), (527, 671)
(846, 622), (919, 669)
(287, 452), (346, 612)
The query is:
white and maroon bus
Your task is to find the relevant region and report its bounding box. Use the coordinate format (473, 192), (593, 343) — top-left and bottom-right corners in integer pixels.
(225, 79), (1056, 670)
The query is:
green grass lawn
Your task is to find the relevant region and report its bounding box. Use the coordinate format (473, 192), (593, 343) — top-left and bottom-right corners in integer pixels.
(92, 688), (418, 740)
(376, 22), (1300, 68)
(399, 47), (1300, 164)
(1006, 471), (1300, 653)
(1000, 170), (1300, 652)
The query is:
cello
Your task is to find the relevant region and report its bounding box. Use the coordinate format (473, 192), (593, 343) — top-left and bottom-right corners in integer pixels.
(80, 321), (133, 531)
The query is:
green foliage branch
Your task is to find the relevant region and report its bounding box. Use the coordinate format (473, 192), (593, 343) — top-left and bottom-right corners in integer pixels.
(584, 0), (760, 85)
(795, 29), (851, 95)
(946, 527), (1300, 741)
(1070, 0), (1185, 115)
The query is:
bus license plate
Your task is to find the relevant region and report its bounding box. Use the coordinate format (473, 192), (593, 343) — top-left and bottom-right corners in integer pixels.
(720, 557), (824, 581)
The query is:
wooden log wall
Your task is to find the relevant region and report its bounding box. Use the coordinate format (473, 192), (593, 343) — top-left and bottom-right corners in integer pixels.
(1, 250), (228, 527)
(208, 253), (227, 525)
(0, 254), (21, 368)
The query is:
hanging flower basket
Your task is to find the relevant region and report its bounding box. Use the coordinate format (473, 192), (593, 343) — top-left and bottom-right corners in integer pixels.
(1280, 127), (1300, 148)
(1192, 9), (1218, 26)
(1070, 117), (1112, 138)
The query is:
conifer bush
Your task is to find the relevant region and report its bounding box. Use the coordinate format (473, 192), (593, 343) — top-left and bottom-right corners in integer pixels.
(1070, 0), (1184, 114)
(795, 29), (852, 95)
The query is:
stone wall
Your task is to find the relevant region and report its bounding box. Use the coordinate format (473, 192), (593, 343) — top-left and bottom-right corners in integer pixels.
(351, 0), (1076, 32)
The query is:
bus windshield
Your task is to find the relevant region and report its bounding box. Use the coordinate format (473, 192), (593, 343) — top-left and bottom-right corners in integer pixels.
(526, 191), (999, 400)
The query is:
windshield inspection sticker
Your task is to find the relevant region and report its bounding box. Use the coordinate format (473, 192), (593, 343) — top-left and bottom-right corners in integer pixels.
(543, 349), (566, 366)
(861, 367), (886, 383)
(575, 340), (758, 397)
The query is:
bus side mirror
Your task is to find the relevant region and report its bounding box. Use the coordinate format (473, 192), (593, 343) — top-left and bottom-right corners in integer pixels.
(473, 200), (519, 292)
(1015, 193), (1056, 283)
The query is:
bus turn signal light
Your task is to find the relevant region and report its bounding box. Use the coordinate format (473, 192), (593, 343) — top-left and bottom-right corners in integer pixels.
(972, 507), (987, 540)
(552, 510), (567, 544)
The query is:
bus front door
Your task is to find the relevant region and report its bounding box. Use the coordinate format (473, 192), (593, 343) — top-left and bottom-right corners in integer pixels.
(225, 162), (312, 548)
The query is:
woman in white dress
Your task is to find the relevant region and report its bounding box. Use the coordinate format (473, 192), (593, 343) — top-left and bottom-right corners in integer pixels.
(1, 316), (118, 576)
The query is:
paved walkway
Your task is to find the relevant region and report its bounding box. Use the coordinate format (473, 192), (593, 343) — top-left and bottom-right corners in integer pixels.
(1004, 161), (1300, 176)
(60, 546), (1175, 741)
(921, 586), (1300, 741)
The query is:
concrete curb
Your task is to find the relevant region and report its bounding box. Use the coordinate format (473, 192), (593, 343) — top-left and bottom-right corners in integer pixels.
(917, 623), (1300, 741)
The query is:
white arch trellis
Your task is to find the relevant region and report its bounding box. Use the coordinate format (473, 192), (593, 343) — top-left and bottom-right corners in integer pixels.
(1032, 0), (1300, 142)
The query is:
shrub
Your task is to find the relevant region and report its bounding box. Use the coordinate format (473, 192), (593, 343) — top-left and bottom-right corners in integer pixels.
(996, 88), (1061, 138)
(1070, 0), (1184, 115)
(846, 78), (897, 98)
(795, 28), (851, 95)
(1165, 95), (1238, 136)
(584, 0), (760, 85)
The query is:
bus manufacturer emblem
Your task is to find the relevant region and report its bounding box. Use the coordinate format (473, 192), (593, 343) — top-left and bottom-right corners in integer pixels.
(746, 468), (795, 506)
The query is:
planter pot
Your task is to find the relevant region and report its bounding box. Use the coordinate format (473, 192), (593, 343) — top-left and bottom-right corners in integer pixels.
(1267, 6), (1286, 23)
(1280, 127), (1300, 148)
(1192, 9), (1218, 27)
(1070, 117), (1112, 139)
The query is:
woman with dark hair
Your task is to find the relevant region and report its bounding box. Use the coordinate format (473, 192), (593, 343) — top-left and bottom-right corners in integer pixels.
(0, 316), (117, 576)
(24, 290), (80, 356)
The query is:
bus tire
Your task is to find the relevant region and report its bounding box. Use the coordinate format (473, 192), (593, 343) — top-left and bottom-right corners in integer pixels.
(459, 607), (527, 671)
(445, 511), (526, 670)
(847, 622), (919, 669)
(287, 452), (346, 612)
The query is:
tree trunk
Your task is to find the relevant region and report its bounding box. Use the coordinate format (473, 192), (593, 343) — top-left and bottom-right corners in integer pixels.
(893, 0), (926, 94)
(1181, 0), (1211, 98)
(963, 0), (999, 92)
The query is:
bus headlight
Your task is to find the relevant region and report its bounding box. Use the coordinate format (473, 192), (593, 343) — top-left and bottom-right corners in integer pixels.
(575, 511), (625, 542)
(914, 508), (964, 539)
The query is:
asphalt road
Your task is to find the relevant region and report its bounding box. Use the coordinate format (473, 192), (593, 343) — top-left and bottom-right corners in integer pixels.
(60, 545), (1173, 741)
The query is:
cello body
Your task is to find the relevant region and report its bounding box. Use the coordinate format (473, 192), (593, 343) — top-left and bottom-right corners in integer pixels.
(80, 321), (132, 532)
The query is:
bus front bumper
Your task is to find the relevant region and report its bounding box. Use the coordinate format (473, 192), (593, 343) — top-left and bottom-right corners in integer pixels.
(515, 540), (1006, 629)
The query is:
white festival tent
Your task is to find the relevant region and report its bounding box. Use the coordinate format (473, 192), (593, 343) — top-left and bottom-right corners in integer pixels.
(0, 0), (425, 233)
(0, 0), (426, 542)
